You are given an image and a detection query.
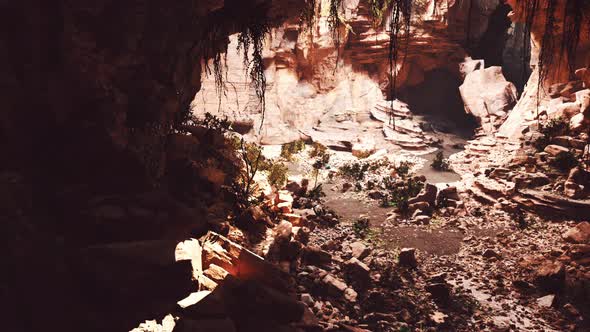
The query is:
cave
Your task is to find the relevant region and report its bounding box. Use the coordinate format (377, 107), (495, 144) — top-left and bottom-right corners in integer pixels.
(4, 1), (590, 332)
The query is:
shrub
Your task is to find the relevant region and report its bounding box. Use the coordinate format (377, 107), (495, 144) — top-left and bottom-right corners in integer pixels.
(353, 217), (370, 238)
(339, 161), (370, 181)
(380, 176), (424, 215)
(355, 150), (373, 159)
(309, 142), (328, 158)
(551, 151), (579, 172)
(534, 117), (570, 151)
(232, 139), (270, 209)
(267, 162), (288, 188)
(194, 112), (231, 133)
(281, 140), (306, 160)
(431, 152), (450, 171)
(394, 161), (413, 178)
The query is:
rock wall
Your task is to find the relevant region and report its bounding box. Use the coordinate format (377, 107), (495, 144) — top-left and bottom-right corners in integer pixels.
(499, 0), (590, 138)
(192, 0), (509, 144)
(2, 1), (306, 331)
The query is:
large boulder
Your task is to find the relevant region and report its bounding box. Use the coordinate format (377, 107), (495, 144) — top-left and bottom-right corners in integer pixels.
(459, 66), (518, 131)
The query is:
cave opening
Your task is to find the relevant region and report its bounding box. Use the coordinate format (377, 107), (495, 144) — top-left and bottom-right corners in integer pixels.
(469, 2), (532, 92)
(398, 69), (479, 139)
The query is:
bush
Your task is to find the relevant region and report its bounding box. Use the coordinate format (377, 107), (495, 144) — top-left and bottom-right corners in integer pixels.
(281, 140), (306, 160)
(231, 139), (270, 209)
(353, 217), (370, 238)
(551, 151), (579, 172)
(267, 162), (289, 188)
(194, 112), (231, 133)
(534, 117), (570, 151)
(339, 161), (370, 181)
(394, 161), (413, 178)
(431, 152), (450, 171)
(380, 176), (424, 215)
(309, 142), (328, 158)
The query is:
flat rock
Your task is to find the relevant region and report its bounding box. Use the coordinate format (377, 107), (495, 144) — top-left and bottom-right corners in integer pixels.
(562, 222), (590, 244)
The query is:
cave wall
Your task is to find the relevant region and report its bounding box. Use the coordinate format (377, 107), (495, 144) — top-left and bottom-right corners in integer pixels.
(499, 0), (590, 138)
(2, 1), (306, 331)
(192, 0), (510, 144)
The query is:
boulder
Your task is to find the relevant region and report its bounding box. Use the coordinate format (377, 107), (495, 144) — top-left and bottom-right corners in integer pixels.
(562, 222), (590, 244)
(459, 66), (518, 128)
(408, 183), (437, 207)
(543, 144), (569, 157)
(398, 248), (417, 268)
(549, 102), (580, 120)
(293, 226), (310, 244)
(350, 241), (371, 260)
(344, 287), (358, 303)
(343, 258), (371, 290)
(200, 232), (291, 292)
(536, 294), (555, 308)
(535, 261), (565, 290)
(322, 274), (348, 296)
(425, 283), (450, 302)
(300, 293), (314, 307)
(301, 245), (332, 266)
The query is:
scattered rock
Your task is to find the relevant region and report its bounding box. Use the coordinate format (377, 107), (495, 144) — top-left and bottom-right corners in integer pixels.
(302, 245), (332, 266)
(536, 294), (555, 308)
(343, 258), (371, 290)
(350, 241), (371, 260)
(425, 283), (450, 302)
(562, 222), (590, 244)
(482, 248), (501, 259)
(398, 248), (417, 268)
(535, 261), (565, 290)
(322, 274), (348, 296)
(543, 144), (569, 157)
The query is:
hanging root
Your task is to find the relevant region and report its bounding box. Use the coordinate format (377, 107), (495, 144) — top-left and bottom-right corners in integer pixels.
(237, 9), (271, 132)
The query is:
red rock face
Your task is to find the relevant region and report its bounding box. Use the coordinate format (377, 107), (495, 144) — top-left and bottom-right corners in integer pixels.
(193, 0), (508, 143)
(499, 0), (590, 138)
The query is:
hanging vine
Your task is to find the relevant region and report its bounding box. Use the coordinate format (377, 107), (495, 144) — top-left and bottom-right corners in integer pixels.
(237, 10), (271, 132)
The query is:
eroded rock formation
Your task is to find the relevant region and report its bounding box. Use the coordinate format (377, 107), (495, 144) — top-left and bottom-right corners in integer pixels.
(192, 0), (514, 144)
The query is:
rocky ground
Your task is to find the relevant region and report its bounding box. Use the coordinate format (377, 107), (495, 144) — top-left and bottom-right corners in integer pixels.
(130, 74), (590, 332)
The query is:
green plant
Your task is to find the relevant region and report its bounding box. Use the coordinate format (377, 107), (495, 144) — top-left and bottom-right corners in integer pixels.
(307, 184), (325, 200)
(309, 142), (328, 158)
(551, 151), (579, 172)
(353, 217), (370, 238)
(394, 161), (412, 178)
(232, 139), (270, 209)
(534, 117), (571, 151)
(194, 112), (231, 133)
(431, 151), (450, 171)
(280, 140), (306, 160)
(339, 161), (370, 181)
(267, 162), (288, 188)
(380, 176), (424, 215)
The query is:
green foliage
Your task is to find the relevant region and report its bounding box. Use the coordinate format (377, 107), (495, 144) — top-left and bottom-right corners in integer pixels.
(431, 151), (450, 171)
(551, 151), (579, 172)
(534, 117), (570, 151)
(339, 161), (370, 181)
(267, 162), (288, 188)
(280, 140), (306, 160)
(232, 138), (270, 209)
(338, 158), (389, 181)
(194, 112), (231, 133)
(309, 142), (328, 158)
(380, 176), (424, 215)
(353, 217), (370, 238)
(307, 184), (325, 200)
(394, 161), (412, 178)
